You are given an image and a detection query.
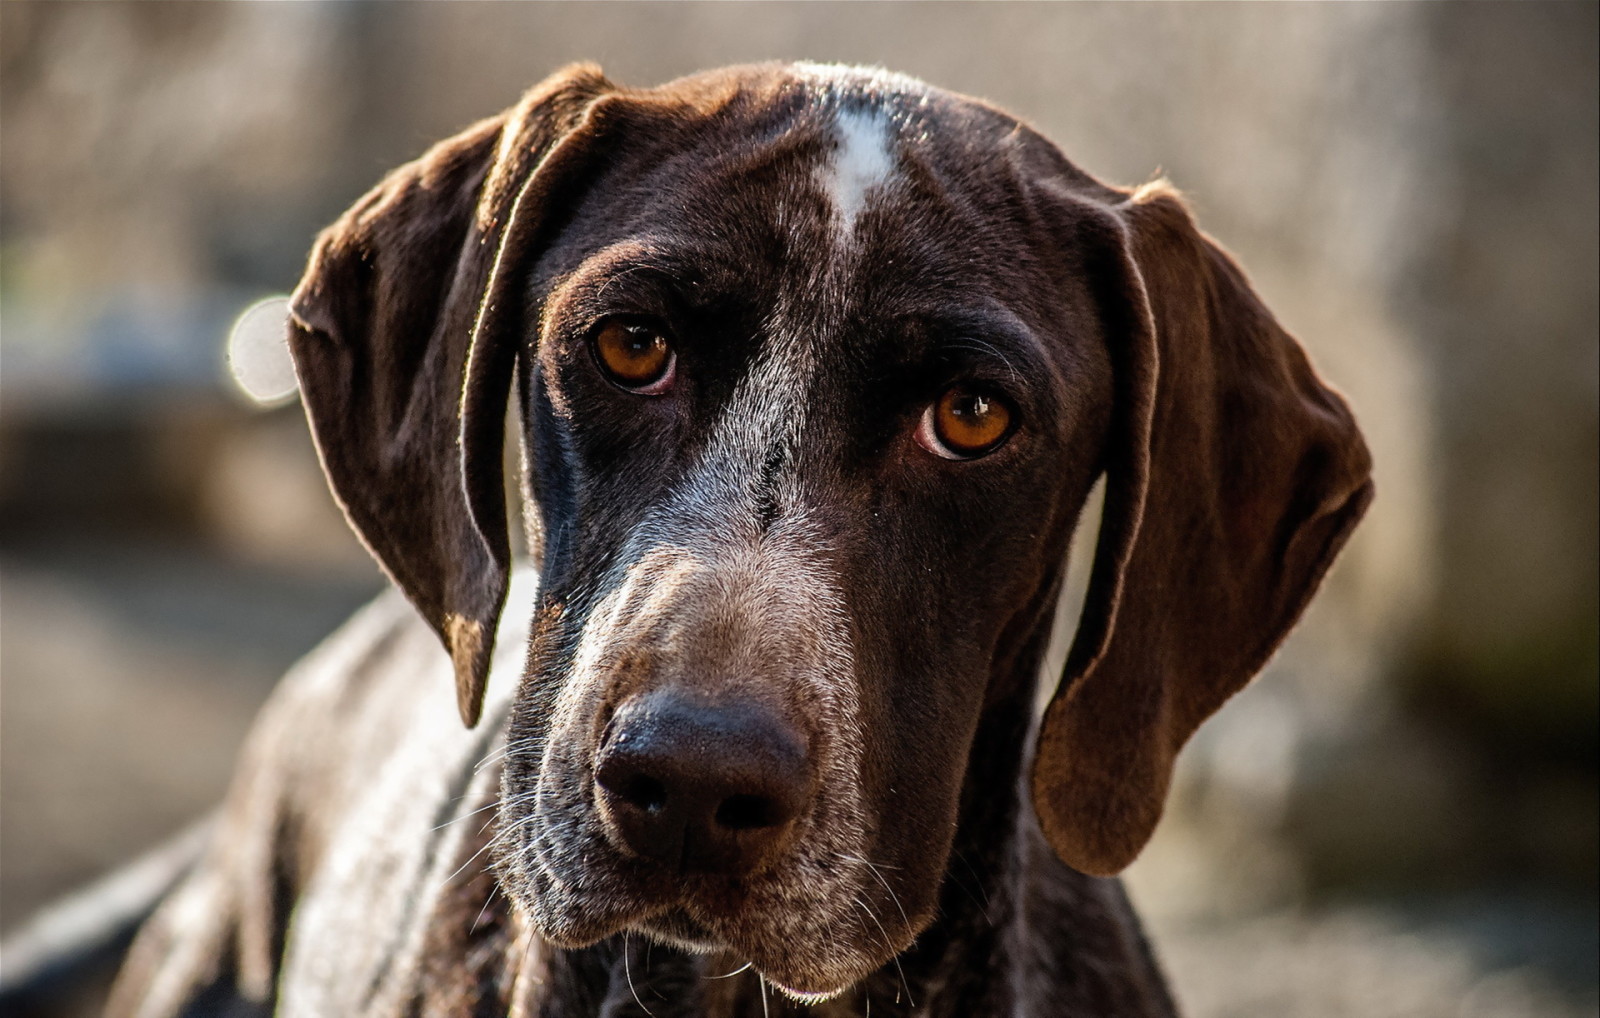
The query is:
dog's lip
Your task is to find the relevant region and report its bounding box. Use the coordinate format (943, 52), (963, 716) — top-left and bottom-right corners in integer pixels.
(729, 935), (861, 1003)
(769, 980), (852, 1004)
(637, 905), (718, 946)
(525, 853), (877, 997)
(638, 908), (860, 1003)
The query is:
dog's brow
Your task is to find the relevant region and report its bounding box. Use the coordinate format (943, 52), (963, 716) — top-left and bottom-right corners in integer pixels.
(562, 244), (753, 319)
(590, 263), (687, 309)
(929, 309), (1045, 379)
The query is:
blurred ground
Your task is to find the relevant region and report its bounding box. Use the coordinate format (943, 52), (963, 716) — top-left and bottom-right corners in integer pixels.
(1, 535), (381, 925)
(2, 4), (1595, 1016)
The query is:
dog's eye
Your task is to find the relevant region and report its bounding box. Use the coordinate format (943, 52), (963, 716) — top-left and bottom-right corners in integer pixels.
(917, 385), (1016, 459)
(592, 317), (675, 393)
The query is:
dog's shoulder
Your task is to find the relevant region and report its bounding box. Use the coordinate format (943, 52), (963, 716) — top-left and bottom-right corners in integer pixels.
(107, 571), (540, 1018)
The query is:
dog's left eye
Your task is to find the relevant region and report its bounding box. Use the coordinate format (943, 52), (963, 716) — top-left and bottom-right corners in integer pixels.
(916, 384), (1016, 459)
(592, 317), (676, 393)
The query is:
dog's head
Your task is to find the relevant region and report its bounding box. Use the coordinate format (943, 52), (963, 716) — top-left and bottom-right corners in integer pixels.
(285, 63), (1371, 999)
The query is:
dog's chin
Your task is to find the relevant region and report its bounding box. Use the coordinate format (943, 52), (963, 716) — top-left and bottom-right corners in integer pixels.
(728, 943), (863, 1003)
(510, 808), (895, 1000)
(635, 911), (863, 1002)
(634, 908), (722, 953)
(527, 889), (871, 1002)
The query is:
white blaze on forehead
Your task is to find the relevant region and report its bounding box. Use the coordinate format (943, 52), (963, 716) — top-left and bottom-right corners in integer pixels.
(818, 108), (897, 239)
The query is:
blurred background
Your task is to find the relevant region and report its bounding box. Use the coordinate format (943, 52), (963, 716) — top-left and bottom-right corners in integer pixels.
(1, 4), (1594, 1016)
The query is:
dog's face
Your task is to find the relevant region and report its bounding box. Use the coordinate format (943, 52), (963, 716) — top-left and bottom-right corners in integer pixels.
(285, 64), (1371, 1000)
(497, 68), (1111, 996)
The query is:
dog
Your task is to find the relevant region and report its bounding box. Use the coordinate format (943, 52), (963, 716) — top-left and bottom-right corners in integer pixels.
(93, 61), (1371, 1017)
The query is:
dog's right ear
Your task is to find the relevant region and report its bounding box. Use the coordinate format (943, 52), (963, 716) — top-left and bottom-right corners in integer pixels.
(286, 65), (614, 727)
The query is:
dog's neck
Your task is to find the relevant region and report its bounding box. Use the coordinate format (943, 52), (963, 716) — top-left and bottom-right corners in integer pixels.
(491, 623), (1175, 1017)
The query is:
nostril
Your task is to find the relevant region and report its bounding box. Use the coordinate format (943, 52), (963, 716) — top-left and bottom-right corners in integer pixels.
(595, 754), (671, 815)
(715, 793), (783, 831)
(620, 774), (668, 814)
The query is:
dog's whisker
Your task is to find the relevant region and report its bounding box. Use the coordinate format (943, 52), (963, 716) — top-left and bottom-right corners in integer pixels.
(949, 849), (994, 924)
(622, 931), (655, 1017)
(526, 838), (590, 895)
(948, 336), (1023, 388)
(445, 814), (535, 886)
(838, 851), (902, 871)
(705, 960), (753, 980)
(852, 896), (914, 1009)
(469, 885), (499, 935)
(852, 855), (913, 938)
(476, 735), (543, 773)
(432, 797), (500, 832)
(594, 262), (662, 304)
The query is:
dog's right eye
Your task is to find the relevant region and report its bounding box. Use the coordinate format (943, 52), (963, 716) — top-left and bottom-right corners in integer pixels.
(592, 317), (676, 393)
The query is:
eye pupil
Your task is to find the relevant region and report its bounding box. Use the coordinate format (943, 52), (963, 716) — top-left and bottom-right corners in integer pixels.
(954, 394), (988, 419)
(594, 318), (673, 389)
(932, 385), (1013, 456)
(620, 328), (657, 354)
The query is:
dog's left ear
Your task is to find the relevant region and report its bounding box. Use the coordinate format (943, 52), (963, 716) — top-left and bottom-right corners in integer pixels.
(1032, 184), (1374, 875)
(286, 65), (615, 727)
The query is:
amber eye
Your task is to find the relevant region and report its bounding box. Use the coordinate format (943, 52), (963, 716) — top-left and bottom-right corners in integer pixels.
(917, 385), (1016, 459)
(592, 317), (675, 392)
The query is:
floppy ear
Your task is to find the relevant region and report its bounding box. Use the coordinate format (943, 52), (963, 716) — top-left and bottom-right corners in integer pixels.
(286, 65), (614, 727)
(1032, 184), (1374, 875)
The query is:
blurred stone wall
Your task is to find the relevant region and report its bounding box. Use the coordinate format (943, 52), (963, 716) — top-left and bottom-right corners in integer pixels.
(1407, 3), (1597, 776)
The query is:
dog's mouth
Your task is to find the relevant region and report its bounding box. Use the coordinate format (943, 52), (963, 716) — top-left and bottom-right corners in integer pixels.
(633, 906), (719, 950)
(522, 847), (879, 1000)
(503, 779), (901, 1001)
(622, 909), (861, 1003)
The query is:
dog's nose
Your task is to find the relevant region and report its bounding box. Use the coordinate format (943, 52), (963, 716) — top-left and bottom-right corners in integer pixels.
(594, 691), (811, 875)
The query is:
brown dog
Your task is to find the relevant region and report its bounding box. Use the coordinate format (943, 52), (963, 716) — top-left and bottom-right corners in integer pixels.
(104, 62), (1370, 1017)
